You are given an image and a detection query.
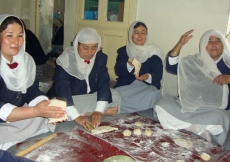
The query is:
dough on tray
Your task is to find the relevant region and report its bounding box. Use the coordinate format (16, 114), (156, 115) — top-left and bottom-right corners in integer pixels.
(135, 121), (143, 127)
(133, 128), (142, 135)
(145, 129), (153, 136)
(123, 129), (132, 137)
(200, 152), (211, 161)
(48, 99), (67, 123)
(91, 126), (118, 134)
(174, 138), (193, 148)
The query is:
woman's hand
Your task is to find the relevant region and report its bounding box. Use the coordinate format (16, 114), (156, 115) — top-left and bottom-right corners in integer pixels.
(135, 73), (149, 81)
(213, 74), (230, 86)
(74, 116), (93, 130)
(170, 29), (194, 57)
(33, 100), (66, 118)
(91, 111), (103, 128)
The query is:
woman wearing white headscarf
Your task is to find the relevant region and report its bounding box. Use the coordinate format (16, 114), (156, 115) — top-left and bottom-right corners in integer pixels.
(114, 21), (164, 113)
(155, 29), (230, 148)
(0, 14), (65, 150)
(47, 28), (121, 129)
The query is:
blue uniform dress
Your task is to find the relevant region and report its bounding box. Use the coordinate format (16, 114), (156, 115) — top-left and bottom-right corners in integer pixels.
(114, 46), (163, 113)
(154, 54), (230, 148)
(47, 51), (121, 117)
(0, 78), (54, 150)
(0, 150), (33, 162)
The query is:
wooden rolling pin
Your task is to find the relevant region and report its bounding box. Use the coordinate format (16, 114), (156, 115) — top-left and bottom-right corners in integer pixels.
(16, 133), (57, 157)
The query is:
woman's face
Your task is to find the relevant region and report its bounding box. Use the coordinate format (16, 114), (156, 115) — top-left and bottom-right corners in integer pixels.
(0, 22), (24, 62)
(206, 36), (223, 61)
(77, 43), (98, 61)
(132, 25), (147, 45)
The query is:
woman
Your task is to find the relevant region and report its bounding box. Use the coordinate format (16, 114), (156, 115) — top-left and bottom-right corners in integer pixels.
(155, 29), (230, 148)
(114, 21), (164, 113)
(47, 28), (121, 129)
(0, 14), (65, 150)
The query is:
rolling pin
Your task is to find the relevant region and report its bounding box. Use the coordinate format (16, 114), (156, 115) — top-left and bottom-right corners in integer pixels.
(16, 133), (57, 157)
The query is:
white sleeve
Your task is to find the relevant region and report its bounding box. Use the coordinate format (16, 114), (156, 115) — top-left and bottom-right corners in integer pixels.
(28, 95), (49, 106)
(145, 74), (152, 84)
(168, 55), (179, 65)
(127, 62), (134, 73)
(66, 106), (81, 120)
(95, 101), (108, 113)
(0, 103), (17, 121)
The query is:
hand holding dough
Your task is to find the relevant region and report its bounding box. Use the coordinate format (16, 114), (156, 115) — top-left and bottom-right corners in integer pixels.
(48, 99), (67, 123)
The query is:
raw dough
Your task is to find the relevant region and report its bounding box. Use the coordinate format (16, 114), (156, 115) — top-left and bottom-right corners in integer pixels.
(133, 128), (142, 135)
(200, 152), (211, 161)
(145, 129), (153, 136)
(135, 121), (143, 127)
(123, 129), (132, 137)
(48, 99), (67, 123)
(174, 138), (193, 148)
(176, 160), (185, 162)
(103, 155), (134, 162)
(91, 126), (118, 134)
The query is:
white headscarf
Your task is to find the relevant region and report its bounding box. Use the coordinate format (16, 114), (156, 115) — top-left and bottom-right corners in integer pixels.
(56, 28), (101, 80)
(126, 21), (164, 63)
(164, 29), (230, 112)
(0, 14), (36, 93)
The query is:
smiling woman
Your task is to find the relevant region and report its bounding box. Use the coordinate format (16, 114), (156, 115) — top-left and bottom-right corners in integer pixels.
(0, 14), (66, 151)
(114, 21), (164, 113)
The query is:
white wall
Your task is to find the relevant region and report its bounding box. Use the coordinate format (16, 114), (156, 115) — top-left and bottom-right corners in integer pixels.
(136, 0), (230, 57)
(0, 0), (36, 33)
(64, 0), (77, 48)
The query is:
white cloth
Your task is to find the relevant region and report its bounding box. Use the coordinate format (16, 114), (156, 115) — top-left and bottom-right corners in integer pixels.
(126, 21), (164, 63)
(178, 30), (230, 112)
(155, 105), (223, 136)
(0, 14), (36, 93)
(56, 28), (101, 80)
(162, 30), (230, 110)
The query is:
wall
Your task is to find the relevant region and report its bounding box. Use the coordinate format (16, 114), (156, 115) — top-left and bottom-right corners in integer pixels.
(0, 0), (36, 33)
(136, 0), (230, 57)
(64, 0), (77, 48)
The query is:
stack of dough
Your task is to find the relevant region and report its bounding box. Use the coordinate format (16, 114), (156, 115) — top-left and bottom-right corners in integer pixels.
(48, 98), (67, 123)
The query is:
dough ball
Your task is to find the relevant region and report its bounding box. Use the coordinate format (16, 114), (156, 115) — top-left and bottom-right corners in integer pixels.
(200, 152), (211, 161)
(174, 138), (193, 148)
(123, 129), (132, 137)
(135, 121), (143, 127)
(176, 160), (185, 162)
(144, 129), (153, 136)
(133, 128), (142, 135)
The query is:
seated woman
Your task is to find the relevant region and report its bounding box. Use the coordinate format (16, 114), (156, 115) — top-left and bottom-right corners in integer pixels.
(0, 14), (65, 150)
(114, 21), (164, 113)
(155, 29), (230, 148)
(47, 28), (121, 129)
